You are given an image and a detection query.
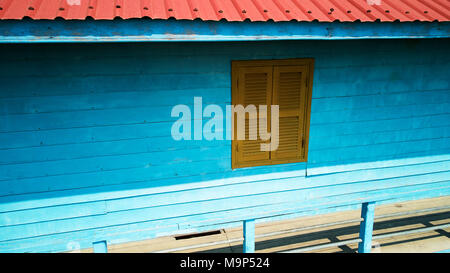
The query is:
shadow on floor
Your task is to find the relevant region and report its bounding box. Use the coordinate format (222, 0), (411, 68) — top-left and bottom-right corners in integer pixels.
(197, 211), (450, 253)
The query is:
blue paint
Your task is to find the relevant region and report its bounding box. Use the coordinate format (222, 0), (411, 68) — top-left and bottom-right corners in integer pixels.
(0, 39), (448, 252)
(2, 186), (447, 253)
(0, 19), (449, 43)
(92, 241), (107, 253)
(243, 220), (255, 253)
(358, 202), (376, 253)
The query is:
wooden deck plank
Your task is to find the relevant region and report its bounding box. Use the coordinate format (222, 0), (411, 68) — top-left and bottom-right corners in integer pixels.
(68, 196), (450, 253)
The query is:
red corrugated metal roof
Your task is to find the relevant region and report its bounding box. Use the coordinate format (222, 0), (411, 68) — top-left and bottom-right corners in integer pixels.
(0, 0), (449, 22)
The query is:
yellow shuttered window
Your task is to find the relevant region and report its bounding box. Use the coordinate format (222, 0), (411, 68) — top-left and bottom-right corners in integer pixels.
(231, 59), (314, 169)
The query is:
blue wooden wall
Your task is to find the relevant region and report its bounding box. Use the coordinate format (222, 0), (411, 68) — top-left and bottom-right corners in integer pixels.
(0, 39), (449, 252)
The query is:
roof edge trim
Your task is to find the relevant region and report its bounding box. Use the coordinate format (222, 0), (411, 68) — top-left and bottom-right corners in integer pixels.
(0, 19), (449, 43)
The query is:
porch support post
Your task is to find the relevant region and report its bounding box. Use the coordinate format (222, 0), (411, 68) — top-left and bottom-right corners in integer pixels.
(243, 219), (255, 253)
(93, 240), (108, 253)
(358, 202), (376, 253)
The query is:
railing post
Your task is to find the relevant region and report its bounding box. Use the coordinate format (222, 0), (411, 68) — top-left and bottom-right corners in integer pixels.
(358, 202), (376, 253)
(243, 219), (255, 253)
(93, 240), (108, 253)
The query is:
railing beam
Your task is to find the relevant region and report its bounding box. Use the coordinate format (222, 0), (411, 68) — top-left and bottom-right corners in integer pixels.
(358, 202), (376, 253)
(243, 219), (255, 253)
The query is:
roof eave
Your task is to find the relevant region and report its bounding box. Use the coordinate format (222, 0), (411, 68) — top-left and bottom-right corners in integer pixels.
(0, 19), (449, 43)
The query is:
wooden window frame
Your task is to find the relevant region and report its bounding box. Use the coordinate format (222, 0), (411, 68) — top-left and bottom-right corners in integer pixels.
(231, 58), (314, 169)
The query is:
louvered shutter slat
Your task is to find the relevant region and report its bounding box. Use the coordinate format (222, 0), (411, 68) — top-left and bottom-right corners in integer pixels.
(271, 66), (308, 160)
(234, 67), (272, 166)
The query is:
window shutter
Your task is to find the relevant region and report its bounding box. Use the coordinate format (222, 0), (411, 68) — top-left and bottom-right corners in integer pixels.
(234, 66), (272, 167)
(271, 65), (308, 161)
(231, 59), (314, 169)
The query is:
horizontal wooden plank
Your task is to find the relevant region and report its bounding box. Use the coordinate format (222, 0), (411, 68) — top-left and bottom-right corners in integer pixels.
(0, 182), (448, 248)
(314, 62), (449, 84)
(2, 137), (448, 196)
(2, 187), (448, 253)
(307, 154), (450, 176)
(310, 113), (450, 138)
(311, 89), (450, 113)
(0, 101), (234, 133)
(0, 157), (231, 196)
(0, 88), (229, 115)
(177, 183), (450, 230)
(0, 112), (447, 150)
(1, 92), (446, 134)
(0, 201), (107, 227)
(0, 145), (229, 181)
(0, 39), (414, 62)
(309, 137), (450, 164)
(0, 63), (448, 106)
(0, 154), (444, 224)
(309, 126), (450, 151)
(1, 38), (446, 65)
(0, 73), (230, 99)
(1, 111), (448, 166)
(0, 136), (229, 165)
(313, 50), (449, 72)
(0, 157), (447, 226)
(311, 102), (450, 125)
(0, 118), (447, 166)
(0, 121), (174, 150)
(0, 163), (307, 212)
(312, 81), (449, 99)
(103, 170), (450, 215)
(0, 164), (448, 239)
(0, 55), (231, 78)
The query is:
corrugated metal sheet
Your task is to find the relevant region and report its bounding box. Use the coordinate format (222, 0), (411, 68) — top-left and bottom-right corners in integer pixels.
(0, 0), (449, 22)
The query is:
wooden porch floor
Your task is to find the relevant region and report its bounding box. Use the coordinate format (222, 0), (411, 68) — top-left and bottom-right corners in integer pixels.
(73, 196), (450, 253)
